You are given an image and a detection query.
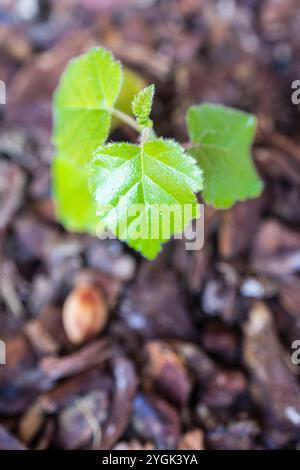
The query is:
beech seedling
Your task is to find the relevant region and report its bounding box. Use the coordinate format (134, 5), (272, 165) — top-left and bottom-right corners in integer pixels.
(52, 47), (263, 259)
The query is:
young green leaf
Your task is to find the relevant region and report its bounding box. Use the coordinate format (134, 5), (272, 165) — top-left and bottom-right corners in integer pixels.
(132, 84), (155, 128)
(53, 47), (123, 165)
(52, 155), (98, 234)
(52, 47), (122, 233)
(186, 103), (264, 209)
(89, 139), (203, 259)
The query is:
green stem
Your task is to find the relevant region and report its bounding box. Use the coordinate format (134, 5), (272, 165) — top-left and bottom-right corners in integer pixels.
(110, 108), (140, 133)
(140, 127), (150, 146)
(182, 141), (194, 149)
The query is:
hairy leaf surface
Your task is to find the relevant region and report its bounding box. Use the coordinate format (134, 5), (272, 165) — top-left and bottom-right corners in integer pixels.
(89, 139), (203, 258)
